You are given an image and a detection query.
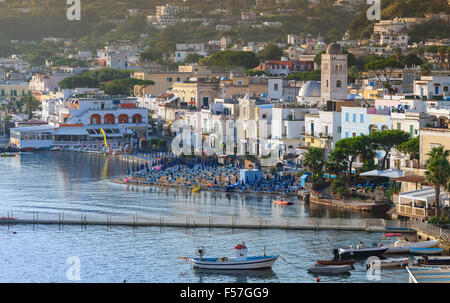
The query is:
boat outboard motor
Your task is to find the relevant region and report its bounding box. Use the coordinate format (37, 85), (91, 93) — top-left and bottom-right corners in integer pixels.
(333, 249), (340, 260)
(196, 247), (206, 259)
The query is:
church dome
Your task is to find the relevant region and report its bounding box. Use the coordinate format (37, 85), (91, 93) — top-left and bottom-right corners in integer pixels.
(298, 81), (321, 98)
(326, 43), (342, 55)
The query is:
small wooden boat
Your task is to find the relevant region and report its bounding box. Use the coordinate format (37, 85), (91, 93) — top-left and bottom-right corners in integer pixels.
(414, 256), (450, 266)
(316, 259), (355, 266)
(409, 247), (443, 255)
(0, 153), (16, 157)
(336, 244), (389, 259)
(368, 258), (410, 269)
(191, 244), (279, 270)
(307, 264), (352, 275)
(0, 217), (17, 220)
(273, 199), (293, 206)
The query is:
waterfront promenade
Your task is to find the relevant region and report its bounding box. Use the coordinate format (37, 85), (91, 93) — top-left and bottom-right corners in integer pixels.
(0, 210), (411, 232)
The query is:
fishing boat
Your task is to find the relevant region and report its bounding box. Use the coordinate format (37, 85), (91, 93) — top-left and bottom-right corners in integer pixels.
(409, 247), (443, 255)
(273, 199), (293, 206)
(192, 185), (200, 193)
(367, 257), (410, 269)
(335, 242), (389, 259)
(383, 233), (439, 254)
(307, 264), (352, 275)
(316, 259), (355, 267)
(191, 244), (279, 270)
(414, 256), (450, 266)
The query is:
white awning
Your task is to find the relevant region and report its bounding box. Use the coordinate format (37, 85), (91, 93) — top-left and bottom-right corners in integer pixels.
(399, 187), (449, 203)
(360, 169), (384, 177)
(380, 169), (404, 179)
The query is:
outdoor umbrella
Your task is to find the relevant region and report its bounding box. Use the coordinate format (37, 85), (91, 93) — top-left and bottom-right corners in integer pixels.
(360, 169), (385, 177)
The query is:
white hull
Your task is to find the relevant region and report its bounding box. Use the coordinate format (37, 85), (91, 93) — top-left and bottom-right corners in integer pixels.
(192, 256), (278, 270)
(385, 240), (440, 254)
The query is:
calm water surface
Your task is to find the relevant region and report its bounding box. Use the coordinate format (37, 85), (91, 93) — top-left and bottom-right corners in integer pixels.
(0, 152), (409, 283)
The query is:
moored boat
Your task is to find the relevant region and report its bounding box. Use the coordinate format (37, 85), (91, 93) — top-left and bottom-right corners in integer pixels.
(191, 243), (279, 270)
(414, 256), (450, 266)
(335, 242), (389, 259)
(367, 257), (410, 269)
(192, 185), (200, 193)
(273, 199), (293, 206)
(307, 264), (352, 275)
(383, 234), (439, 253)
(316, 259), (355, 266)
(409, 247), (443, 255)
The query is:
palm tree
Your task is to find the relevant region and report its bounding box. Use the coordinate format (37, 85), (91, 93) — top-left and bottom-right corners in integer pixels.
(22, 93), (41, 119)
(303, 147), (325, 187)
(424, 146), (450, 219)
(325, 148), (347, 178)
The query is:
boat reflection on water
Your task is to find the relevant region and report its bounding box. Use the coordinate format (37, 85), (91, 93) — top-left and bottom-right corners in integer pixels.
(192, 268), (278, 283)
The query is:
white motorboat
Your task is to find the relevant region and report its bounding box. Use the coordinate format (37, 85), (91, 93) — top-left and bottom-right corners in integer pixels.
(385, 239), (440, 254)
(368, 257), (410, 269)
(335, 242), (388, 259)
(191, 244), (279, 270)
(409, 247), (443, 255)
(307, 264), (352, 275)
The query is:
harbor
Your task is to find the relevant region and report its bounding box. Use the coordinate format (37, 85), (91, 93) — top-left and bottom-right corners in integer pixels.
(1, 151), (449, 283)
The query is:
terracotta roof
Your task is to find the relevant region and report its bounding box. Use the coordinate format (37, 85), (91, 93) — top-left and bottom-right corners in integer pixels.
(394, 176), (425, 183)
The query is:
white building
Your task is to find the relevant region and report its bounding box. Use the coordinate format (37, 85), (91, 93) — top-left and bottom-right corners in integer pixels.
(10, 97), (148, 150)
(174, 44), (208, 63)
(29, 73), (72, 93)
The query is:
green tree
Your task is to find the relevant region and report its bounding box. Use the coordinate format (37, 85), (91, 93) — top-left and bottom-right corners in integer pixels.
(369, 130), (411, 170)
(335, 136), (374, 181)
(199, 50), (260, 69)
(325, 148), (348, 178)
(101, 78), (154, 96)
(22, 93), (41, 119)
(329, 177), (350, 198)
(398, 136), (420, 160)
(366, 59), (404, 94)
(59, 76), (100, 89)
(303, 147), (325, 187)
(257, 43), (283, 61)
(183, 53), (204, 64)
(424, 146), (450, 219)
(401, 53), (423, 67)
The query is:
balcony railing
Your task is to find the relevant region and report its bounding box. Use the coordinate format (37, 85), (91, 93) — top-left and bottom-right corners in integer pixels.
(396, 205), (435, 219)
(411, 219), (449, 244)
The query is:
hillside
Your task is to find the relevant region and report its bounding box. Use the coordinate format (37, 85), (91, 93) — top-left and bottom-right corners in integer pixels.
(0, 0), (354, 50)
(348, 0), (450, 40)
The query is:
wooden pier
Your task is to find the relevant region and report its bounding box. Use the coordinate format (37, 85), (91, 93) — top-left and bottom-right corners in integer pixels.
(0, 211), (412, 232)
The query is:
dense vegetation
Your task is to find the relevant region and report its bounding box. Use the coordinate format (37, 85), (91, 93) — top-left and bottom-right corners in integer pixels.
(348, 0), (450, 40)
(59, 68), (154, 96)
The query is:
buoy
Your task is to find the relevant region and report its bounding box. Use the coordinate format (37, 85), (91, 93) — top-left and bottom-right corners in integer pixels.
(316, 278), (320, 282)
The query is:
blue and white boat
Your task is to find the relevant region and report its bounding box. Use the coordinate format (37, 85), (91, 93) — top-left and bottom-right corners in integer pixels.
(191, 244), (279, 270)
(409, 247), (443, 255)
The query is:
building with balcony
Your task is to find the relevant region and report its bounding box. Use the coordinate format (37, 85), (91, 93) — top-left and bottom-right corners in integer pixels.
(10, 97), (148, 150)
